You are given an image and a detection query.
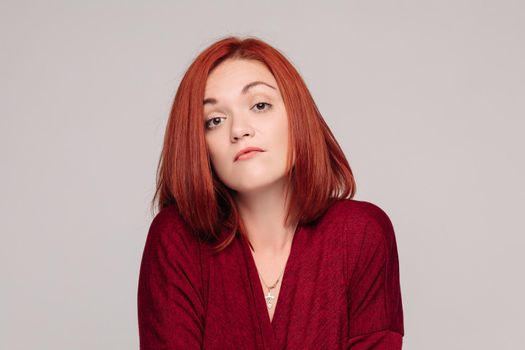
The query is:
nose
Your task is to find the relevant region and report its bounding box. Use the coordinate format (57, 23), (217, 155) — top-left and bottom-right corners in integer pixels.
(230, 113), (254, 142)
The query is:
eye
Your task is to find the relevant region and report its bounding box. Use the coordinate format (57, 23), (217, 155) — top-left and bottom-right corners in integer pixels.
(204, 116), (225, 130)
(252, 102), (272, 113)
(204, 102), (273, 131)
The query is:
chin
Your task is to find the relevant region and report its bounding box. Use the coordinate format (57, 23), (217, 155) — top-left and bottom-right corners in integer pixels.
(230, 176), (288, 194)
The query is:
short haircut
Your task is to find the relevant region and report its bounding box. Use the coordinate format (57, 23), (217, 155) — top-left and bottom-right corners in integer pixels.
(151, 36), (356, 253)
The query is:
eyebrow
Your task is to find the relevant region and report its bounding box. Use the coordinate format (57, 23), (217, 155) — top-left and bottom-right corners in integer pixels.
(203, 81), (276, 106)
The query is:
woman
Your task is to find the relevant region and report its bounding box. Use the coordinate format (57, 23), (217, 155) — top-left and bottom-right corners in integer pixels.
(137, 36), (404, 349)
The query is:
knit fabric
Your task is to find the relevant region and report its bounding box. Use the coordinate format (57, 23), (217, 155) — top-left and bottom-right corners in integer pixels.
(138, 198), (404, 349)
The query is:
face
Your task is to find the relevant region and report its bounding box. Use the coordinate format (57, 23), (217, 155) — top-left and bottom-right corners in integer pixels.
(203, 58), (291, 194)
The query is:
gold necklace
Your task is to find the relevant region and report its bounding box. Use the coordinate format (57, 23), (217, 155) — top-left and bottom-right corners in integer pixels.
(260, 266), (286, 310)
(258, 223), (298, 310)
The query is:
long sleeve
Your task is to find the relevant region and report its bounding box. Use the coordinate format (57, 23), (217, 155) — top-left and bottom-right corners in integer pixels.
(346, 205), (404, 349)
(137, 207), (205, 349)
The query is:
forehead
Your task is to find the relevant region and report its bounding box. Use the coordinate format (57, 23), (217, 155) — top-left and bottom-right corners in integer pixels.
(204, 59), (277, 95)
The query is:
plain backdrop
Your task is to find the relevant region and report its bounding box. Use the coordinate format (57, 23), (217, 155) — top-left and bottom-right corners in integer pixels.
(1, 1), (524, 349)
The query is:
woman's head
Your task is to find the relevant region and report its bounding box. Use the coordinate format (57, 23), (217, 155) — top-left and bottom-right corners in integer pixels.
(203, 58), (291, 196)
(152, 36), (356, 252)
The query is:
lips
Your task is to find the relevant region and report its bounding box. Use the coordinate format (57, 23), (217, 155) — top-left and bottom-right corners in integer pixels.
(234, 147), (265, 161)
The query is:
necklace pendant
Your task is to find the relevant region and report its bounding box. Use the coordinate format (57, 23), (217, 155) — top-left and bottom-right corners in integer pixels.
(264, 290), (275, 309)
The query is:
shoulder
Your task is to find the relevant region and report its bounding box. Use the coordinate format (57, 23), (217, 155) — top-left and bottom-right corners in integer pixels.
(335, 199), (401, 290)
(331, 198), (394, 228)
(331, 198), (397, 250)
(149, 204), (185, 234)
(143, 204), (202, 259)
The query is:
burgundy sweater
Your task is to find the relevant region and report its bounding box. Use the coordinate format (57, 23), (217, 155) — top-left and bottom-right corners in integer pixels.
(137, 198), (404, 349)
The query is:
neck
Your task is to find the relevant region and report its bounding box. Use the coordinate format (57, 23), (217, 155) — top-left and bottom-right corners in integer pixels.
(234, 179), (296, 255)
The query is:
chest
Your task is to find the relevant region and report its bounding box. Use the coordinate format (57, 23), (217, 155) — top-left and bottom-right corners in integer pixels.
(252, 251), (290, 323)
(201, 227), (350, 349)
(256, 272), (282, 323)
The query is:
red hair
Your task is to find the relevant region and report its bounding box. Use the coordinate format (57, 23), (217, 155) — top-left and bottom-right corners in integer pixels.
(151, 35), (356, 253)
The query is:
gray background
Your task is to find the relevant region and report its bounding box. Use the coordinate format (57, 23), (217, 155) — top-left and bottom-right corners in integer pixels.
(1, 0), (524, 349)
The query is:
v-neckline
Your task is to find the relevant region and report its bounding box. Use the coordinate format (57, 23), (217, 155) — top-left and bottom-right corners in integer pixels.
(240, 223), (303, 347)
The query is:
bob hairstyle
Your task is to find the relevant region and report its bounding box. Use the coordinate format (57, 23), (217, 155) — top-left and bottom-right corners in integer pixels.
(151, 35), (356, 253)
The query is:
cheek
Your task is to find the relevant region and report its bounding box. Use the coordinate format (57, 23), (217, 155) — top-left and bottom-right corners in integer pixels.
(205, 137), (229, 171)
(205, 138), (217, 166)
(207, 148), (221, 168)
(262, 108), (288, 140)
(273, 116), (290, 148)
